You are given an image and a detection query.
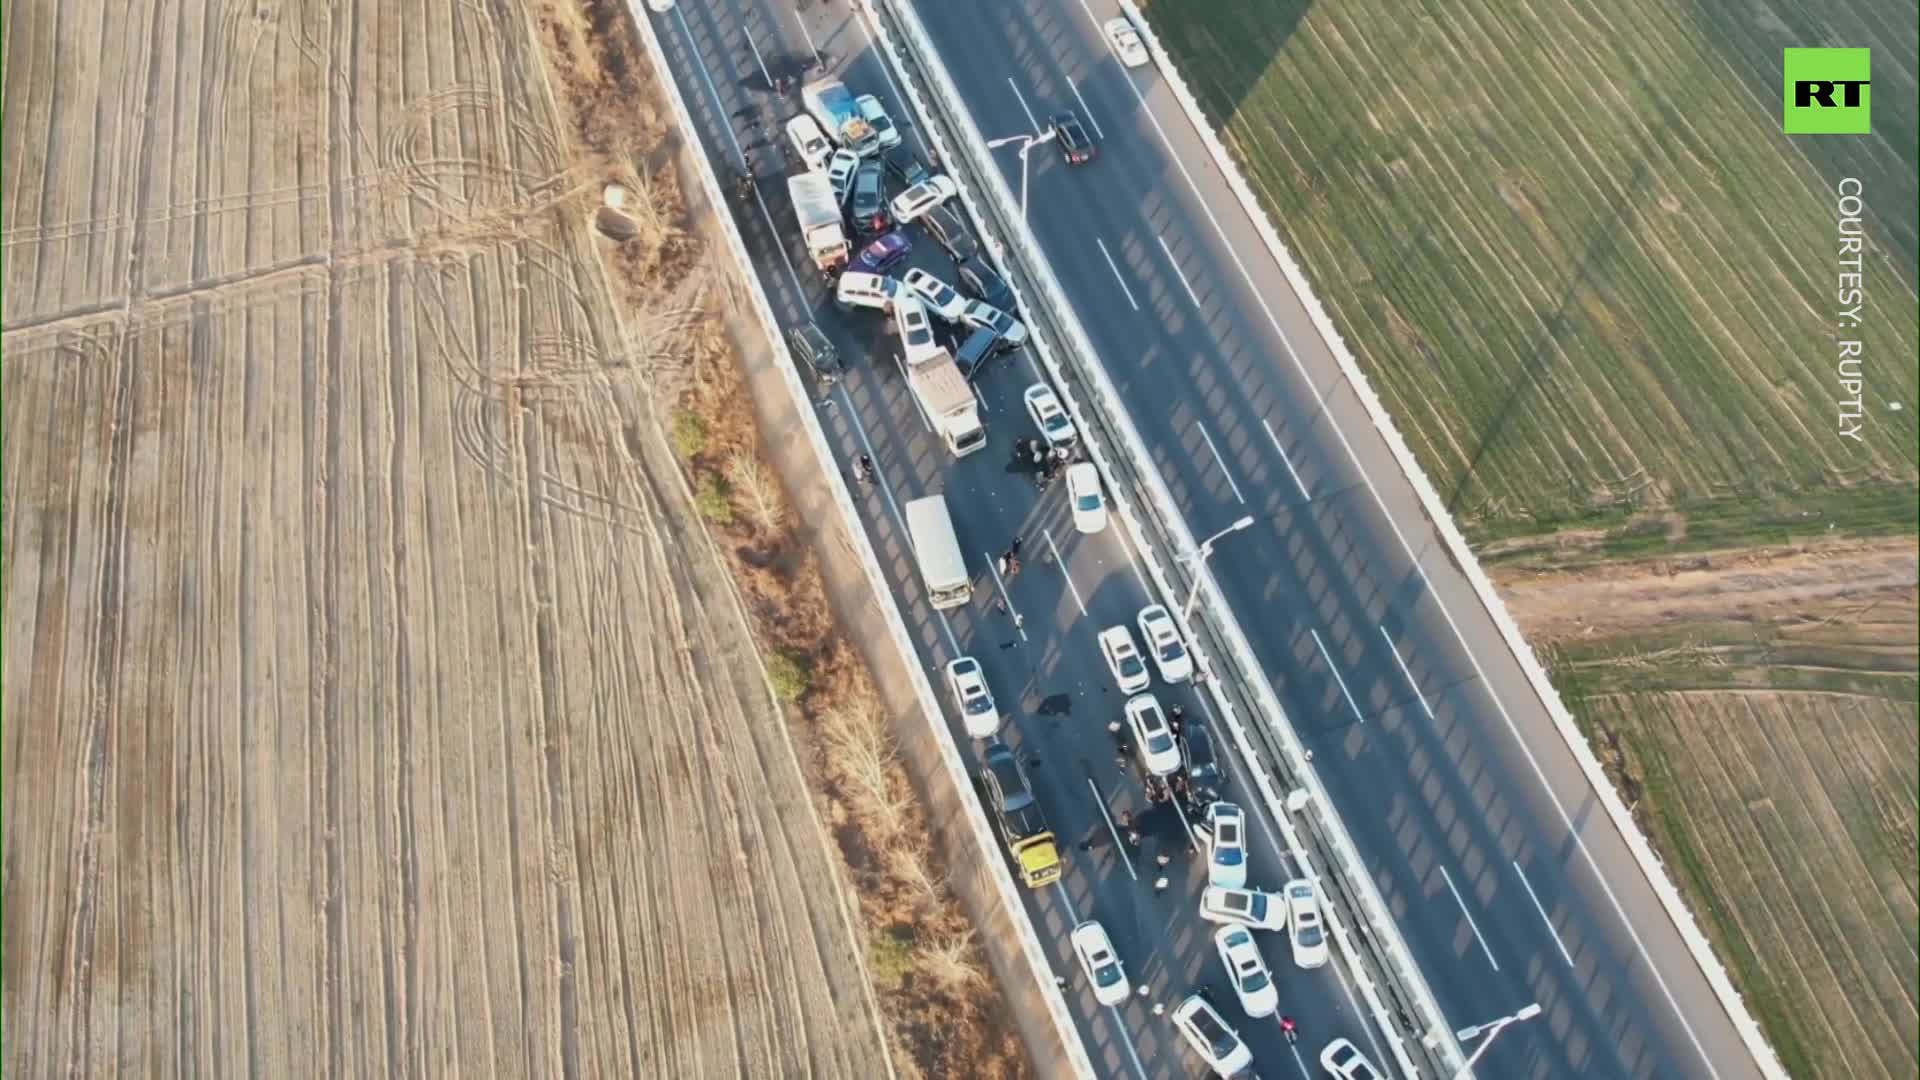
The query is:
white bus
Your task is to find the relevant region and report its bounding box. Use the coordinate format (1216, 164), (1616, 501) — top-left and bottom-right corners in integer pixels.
(904, 494), (971, 610)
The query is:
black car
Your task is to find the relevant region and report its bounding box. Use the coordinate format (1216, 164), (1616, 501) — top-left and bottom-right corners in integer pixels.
(957, 258), (1016, 312)
(849, 161), (889, 234)
(981, 741), (1047, 838)
(786, 322), (842, 382)
(922, 203), (979, 262)
(883, 144), (932, 189)
(1179, 718), (1224, 799)
(1052, 110), (1095, 165)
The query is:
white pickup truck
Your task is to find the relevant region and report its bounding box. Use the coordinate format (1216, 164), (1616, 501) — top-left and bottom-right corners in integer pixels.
(786, 172), (848, 273)
(802, 77), (881, 158)
(907, 348), (986, 457)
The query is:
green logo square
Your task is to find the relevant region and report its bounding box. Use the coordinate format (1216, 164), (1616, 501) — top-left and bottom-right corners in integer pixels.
(1784, 48), (1871, 134)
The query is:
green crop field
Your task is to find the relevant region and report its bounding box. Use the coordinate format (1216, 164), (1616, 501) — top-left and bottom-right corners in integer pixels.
(1567, 689), (1916, 1079)
(1139, 0), (1918, 551)
(1139, 2), (1920, 1074)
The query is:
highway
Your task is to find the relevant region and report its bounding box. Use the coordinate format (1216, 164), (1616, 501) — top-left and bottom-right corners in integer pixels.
(884, 0), (1769, 1078)
(648, 1), (1400, 1077)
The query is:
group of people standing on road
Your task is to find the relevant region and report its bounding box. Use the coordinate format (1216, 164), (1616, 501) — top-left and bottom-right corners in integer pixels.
(1011, 437), (1072, 488)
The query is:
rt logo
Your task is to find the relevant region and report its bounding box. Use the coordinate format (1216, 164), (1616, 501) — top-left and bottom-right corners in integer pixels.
(1784, 48), (1870, 134)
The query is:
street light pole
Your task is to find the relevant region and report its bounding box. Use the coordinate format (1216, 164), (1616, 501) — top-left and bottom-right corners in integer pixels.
(1451, 1003), (1543, 1079)
(1181, 515), (1255, 621)
(987, 128), (1057, 223)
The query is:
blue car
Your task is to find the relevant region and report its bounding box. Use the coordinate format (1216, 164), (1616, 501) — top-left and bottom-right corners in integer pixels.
(852, 230), (912, 274)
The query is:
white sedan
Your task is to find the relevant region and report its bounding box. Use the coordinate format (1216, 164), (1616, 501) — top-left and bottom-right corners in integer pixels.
(1124, 693), (1181, 777)
(855, 93), (902, 150)
(944, 656), (1002, 738)
(957, 299), (1029, 348)
(1284, 877), (1330, 969)
(1214, 925), (1280, 1018)
(1321, 1038), (1386, 1080)
(1023, 383), (1076, 449)
(1136, 604), (1193, 682)
(826, 148), (861, 203)
(1097, 625), (1152, 694)
(893, 294), (943, 368)
(1199, 886), (1288, 931)
(1204, 801), (1248, 889)
(890, 175), (959, 223)
(1104, 17), (1150, 67)
(1065, 462), (1107, 533)
(1069, 920), (1131, 1006)
(1172, 994), (1253, 1076)
(901, 267), (968, 321)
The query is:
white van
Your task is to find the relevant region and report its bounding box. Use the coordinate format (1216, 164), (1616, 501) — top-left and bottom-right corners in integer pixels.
(904, 495), (971, 610)
(786, 114), (833, 173)
(835, 271), (898, 312)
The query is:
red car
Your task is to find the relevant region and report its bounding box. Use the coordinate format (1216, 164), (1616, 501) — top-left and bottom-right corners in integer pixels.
(852, 231), (912, 274)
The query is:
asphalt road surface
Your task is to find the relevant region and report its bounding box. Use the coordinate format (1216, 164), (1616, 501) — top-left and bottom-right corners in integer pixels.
(878, 0), (1771, 1078)
(649, 2), (1400, 1077)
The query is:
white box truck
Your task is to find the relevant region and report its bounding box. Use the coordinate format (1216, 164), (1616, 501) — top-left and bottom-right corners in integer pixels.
(905, 494), (972, 610)
(802, 77), (880, 158)
(908, 350), (987, 457)
(787, 173), (848, 273)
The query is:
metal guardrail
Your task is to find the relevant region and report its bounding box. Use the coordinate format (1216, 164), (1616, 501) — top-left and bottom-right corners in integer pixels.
(626, 6), (1098, 1078)
(859, 2), (1459, 1076)
(1105, 3), (1785, 1075)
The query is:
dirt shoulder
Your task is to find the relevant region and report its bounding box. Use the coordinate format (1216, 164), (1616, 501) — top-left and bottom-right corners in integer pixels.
(1494, 536), (1917, 647)
(534, 1), (1039, 1076)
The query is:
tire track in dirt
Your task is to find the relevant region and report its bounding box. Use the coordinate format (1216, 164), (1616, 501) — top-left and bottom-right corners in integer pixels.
(5, 0), (894, 1074)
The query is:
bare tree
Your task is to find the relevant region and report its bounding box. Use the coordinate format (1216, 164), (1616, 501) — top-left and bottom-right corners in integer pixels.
(823, 700), (908, 837)
(921, 930), (985, 992)
(728, 450), (785, 533)
(886, 841), (946, 914)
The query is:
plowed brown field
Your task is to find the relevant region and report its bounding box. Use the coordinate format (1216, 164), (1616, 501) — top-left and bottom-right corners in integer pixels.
(1, 0), (890, 1075)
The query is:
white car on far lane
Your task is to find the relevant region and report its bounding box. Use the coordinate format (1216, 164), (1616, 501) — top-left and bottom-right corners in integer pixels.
(1136, 604), (1193, 683)
(957, 298), (1028, 348)
(1023, 383), (1076, 449)
(855, 93), (902, 150)
(1065, 461), (1107, 533)
(1124, 693), (1180, 777)
(1199, 886), (1288, 931)
(1104, 17), (1150, 67)
(1069, 920), (1131, 1006)
(1204, 801), (1248, 889)
(1284, 877), (1330, 969)
(1213, 925), (1280, 1018)
(890, 175), (959, 223)
(1097, 624), (1152, 694)
(944, 656), (1001, 738)
(902, 267), (968, 321)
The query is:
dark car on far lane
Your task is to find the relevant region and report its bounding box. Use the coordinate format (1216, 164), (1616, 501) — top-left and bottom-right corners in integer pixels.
(852, 231), (912, 274)
(1052, 110), (1095, 165)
